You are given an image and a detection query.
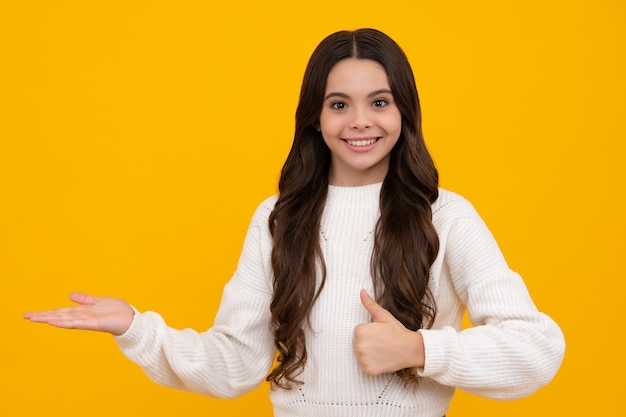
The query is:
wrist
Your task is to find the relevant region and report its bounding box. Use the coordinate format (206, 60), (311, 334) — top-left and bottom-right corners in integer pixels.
(408, 330), (425, 369)
(112, 305), (135, 336)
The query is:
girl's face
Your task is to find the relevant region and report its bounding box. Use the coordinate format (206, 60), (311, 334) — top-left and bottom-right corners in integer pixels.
(319, 58), (401, 186)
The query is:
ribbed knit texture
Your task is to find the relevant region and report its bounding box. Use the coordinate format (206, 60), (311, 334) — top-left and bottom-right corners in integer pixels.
(114, 184), (565, 417)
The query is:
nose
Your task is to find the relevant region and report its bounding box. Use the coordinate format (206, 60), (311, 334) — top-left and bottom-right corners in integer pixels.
(349, 106), (372, 129)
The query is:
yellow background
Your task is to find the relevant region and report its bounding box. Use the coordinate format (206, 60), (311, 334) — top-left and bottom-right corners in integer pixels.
(2, 0), (624, 415)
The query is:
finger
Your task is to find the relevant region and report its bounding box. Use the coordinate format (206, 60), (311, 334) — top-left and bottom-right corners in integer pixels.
(24, 308), (98, 330)
(46, 316), (97, 330)
(69, 292), (97, 305)
(24, 310), (64, 321)
(24, 292), (93, 320)
(24, 292), (93, 319)
(24, 304), (92, 322)
(359, 289), (394, 323)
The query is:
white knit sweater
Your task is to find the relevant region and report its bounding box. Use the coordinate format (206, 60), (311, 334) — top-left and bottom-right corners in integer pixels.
(115, 184), (565, 417)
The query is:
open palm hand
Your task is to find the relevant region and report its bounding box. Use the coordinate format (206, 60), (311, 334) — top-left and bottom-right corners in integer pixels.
(24, 292), (134, 336)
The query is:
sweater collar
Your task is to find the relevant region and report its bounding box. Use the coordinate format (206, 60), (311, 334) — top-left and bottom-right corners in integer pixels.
(326, 182), (382, 208)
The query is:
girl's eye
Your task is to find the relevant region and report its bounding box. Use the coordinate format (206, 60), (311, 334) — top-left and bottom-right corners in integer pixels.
(330, 101), (346, 110)
(372, 99), (389, 108)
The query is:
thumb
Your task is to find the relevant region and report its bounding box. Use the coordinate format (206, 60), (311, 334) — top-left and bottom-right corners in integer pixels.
(360, 289), (394, 323)
(69, 292), (97, 305)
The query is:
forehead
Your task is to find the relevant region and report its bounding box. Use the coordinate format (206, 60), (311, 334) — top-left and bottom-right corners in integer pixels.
(325, 58), (390, 92)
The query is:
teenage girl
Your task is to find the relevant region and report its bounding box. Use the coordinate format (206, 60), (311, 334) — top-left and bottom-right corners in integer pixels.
(24, 28), (565, 417)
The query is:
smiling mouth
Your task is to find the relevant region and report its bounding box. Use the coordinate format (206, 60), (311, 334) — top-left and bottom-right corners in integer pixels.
(344, 138), (380, 147)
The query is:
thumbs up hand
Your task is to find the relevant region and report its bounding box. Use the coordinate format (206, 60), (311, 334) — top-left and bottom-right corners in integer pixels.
(353, 289), (425, 375)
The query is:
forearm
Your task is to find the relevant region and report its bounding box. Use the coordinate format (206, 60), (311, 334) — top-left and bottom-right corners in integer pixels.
(418, 315), (565, 399)
(115, 309), (275, 398)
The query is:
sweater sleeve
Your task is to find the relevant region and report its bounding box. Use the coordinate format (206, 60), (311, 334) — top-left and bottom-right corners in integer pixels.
(417, 195), (565, 400)
(112, 199), (277, 399)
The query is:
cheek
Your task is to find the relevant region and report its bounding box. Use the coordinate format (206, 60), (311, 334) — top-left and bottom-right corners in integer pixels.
(385, 112), (402, 136)
(319, 114), (344, 136)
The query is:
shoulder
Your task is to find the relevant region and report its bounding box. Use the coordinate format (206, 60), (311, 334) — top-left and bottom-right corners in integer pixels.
(428, 189), (508, 294)
(248, 194), (278, 228)
(255, 194), (279, 216)
(432, 188), (482, 226)
(430, 188), (494, 254)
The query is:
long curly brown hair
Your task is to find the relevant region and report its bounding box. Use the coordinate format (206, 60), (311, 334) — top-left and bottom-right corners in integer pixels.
(266, 28), (440, 389)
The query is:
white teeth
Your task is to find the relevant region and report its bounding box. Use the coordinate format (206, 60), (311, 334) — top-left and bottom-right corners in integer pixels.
(347, 138), (377, 146)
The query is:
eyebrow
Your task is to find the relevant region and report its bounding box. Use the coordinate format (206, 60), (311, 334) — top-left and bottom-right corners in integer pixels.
(323, 89), (393, 101)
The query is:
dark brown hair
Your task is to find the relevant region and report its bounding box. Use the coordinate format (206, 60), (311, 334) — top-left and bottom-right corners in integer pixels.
(267, 28), (439, 388)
